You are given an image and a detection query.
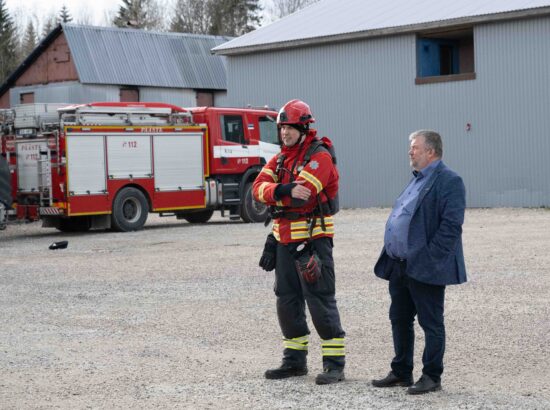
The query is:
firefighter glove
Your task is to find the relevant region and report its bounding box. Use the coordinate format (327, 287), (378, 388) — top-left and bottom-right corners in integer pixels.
(293, 243), (323, 284)
(295, 252), (322, 284)
(259, 233), (277, 271)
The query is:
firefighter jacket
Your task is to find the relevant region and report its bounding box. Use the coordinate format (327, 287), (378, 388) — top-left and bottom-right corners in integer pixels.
(253, 130), (338, 244)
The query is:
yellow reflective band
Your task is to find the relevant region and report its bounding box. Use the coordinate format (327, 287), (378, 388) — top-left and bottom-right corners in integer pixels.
(261, 168), (278, 182)
(290, 232), (311, 240)
(321, 338), (345, 356)
(290, 229), (335, 239)
(289, 217), (335, 239)
(299, 170), (323, 194)
(322, 349), (345, 356)
(258, 182), (268, 203)
(290, 218), (334, 230)
(283, 342), (309, 351)
(276, 200), (284, 207)
(288, 335), (309, 344)
(283, 335), (309, 351)
(313, 217), (334, 227)
(321, 338), (345, 346)
(311, 226), (335, 236)
(290, 221), (308, 229)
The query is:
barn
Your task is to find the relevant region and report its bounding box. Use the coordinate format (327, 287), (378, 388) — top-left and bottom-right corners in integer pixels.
(0, 24), (231, 109)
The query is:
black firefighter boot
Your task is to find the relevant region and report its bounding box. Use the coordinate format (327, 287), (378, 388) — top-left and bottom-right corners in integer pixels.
(315, 368), (345, 385)
(264, 363), (308, 379)
(265, 341), (308, 379)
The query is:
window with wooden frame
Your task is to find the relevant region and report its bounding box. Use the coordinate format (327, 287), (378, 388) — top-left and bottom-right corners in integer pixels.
(416, 28), (476, 85)
(120, 87), (139, 102)
(20, 92), (35, 104)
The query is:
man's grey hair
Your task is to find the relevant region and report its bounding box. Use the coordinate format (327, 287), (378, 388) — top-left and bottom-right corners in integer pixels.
(409, 130), (443, 158)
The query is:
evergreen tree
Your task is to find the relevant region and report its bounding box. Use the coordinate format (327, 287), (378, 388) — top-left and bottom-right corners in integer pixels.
(0, 0), (19, 83)
(58, 5), (73, 23)
(209, 0), (261, 36)
(21, 21), (37, 57)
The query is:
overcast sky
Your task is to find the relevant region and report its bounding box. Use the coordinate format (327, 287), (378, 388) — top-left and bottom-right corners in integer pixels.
(5, 0), (273, 28)
(5, 0), (122, 26)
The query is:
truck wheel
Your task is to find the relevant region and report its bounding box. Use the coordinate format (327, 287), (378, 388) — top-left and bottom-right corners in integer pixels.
(240, 182), (268, 223)
(111, 187), (149, 232)
(57, 217), (91, 232)
(181, 209), (214, 223)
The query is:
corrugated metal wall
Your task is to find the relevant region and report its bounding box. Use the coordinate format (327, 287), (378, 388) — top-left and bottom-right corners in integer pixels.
(11, 82), (123, 106)
(9, 83), (223, 109)
(139, 88), (196, 106)
(222, 16), (550, 207)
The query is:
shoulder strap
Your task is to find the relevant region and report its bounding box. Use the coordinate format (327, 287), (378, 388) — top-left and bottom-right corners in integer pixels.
(303, 140), (328, 164)
(302, 138), (340, 218)
(275, 153), (285, 175)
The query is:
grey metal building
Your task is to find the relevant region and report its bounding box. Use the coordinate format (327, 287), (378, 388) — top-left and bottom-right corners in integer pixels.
(213, 0), (550, 207)
(1, 24), (231, 109)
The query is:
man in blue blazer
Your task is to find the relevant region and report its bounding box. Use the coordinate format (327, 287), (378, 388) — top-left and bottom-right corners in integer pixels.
(372, 130), (467, 394)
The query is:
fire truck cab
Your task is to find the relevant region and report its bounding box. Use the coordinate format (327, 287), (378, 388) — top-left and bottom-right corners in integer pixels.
(0, 102), (280, 232)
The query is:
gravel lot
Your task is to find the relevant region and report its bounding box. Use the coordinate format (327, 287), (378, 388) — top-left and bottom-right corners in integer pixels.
(1, 208), (549, 409)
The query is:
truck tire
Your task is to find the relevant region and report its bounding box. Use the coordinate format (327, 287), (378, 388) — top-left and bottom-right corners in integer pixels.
(180, 209), (214, 223)
(111, 187), (149, 232)
(57, 217), (91, 232)
(240, 182), (268, 223)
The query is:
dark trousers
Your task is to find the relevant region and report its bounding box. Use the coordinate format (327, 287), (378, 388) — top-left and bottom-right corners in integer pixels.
(274, 237), (345, 370)
(388, 259), (446, 382)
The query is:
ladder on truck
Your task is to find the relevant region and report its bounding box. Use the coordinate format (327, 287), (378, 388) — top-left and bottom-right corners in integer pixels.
(37, 148), (53, 207)
(58, 102), (193, 126)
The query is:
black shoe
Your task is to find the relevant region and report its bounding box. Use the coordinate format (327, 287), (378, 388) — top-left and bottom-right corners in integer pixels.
(372, 371), (413, 387)
(264, 364), (308, 380)
(315, 368), (345, 385)
(407, 374), (442, 395)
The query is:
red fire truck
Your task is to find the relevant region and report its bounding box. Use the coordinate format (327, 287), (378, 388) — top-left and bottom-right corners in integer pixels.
(0, 102), (280, 232)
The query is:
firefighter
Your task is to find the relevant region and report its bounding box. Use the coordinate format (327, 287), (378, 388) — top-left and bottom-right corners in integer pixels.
(253, 99), (346, 385)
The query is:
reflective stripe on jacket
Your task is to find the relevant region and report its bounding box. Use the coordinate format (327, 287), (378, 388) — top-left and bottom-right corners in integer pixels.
(253, 130), (338, 244)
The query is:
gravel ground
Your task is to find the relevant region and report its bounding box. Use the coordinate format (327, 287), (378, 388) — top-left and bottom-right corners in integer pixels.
(1, 208), (549, 409)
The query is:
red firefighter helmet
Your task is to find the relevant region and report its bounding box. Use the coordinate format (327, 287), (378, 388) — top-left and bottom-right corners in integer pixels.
(277, 99), (315, 127)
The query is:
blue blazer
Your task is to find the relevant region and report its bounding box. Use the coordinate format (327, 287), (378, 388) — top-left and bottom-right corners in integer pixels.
(374, 161), (467, 286)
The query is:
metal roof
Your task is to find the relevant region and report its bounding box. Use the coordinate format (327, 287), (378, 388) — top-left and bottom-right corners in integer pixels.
(213, 0), (550, 54)
(63, 24), (232, 89)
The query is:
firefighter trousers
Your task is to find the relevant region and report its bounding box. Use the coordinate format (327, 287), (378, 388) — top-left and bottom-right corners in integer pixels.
(274, 236), (346, 370)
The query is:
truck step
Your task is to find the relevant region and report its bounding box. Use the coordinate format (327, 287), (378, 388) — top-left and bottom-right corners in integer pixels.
(222, 182), (241, 205)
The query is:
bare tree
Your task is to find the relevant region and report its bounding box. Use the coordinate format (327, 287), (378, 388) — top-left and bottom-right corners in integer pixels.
(266, 0), (319, 22)
(103, 8), (118, 27)
(40, 13), (58, 39)
(170, 0), (261, 36)
(74, 10), (93, 26)
(170, 0), (212, 34)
